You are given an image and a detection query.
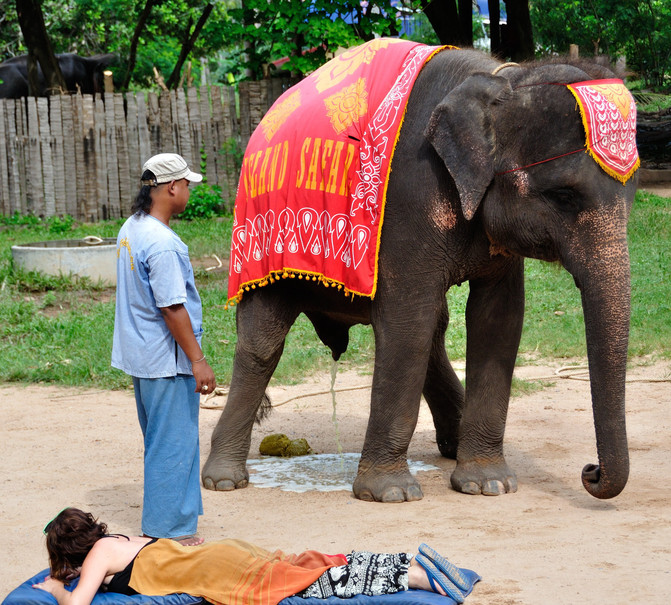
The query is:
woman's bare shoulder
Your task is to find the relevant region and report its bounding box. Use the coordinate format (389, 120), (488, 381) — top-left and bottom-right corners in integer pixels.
(91, 535), (152, 560)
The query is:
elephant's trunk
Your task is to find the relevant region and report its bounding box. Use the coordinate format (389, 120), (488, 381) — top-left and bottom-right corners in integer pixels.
(573, 242), (631, 499)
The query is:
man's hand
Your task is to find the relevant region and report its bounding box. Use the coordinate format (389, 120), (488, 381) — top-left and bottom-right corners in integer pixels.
(192, 358), (216, 395)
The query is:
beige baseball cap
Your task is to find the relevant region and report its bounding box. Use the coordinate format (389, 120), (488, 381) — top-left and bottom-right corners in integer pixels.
(141, 153), (203, 186)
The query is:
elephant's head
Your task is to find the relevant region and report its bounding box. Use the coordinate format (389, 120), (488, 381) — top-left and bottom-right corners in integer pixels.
(425, 62), (639, 499)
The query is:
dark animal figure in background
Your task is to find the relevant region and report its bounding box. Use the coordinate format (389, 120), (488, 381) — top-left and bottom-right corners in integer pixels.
(0, 53), (116, 98)
(201, 46), (639, 503)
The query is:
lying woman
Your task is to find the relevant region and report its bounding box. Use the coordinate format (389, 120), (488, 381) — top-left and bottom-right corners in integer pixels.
(33, 508), (470, 605)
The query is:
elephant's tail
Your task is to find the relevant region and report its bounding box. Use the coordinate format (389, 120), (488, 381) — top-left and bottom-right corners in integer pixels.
(255, 392), (273, 424)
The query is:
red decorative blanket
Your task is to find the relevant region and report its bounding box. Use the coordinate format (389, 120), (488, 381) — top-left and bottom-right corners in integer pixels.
(228, 39), (448, 305)
(566, 79), (639, 183)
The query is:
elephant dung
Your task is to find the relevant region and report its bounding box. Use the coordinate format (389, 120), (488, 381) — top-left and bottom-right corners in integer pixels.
(259, 433), (313, 457)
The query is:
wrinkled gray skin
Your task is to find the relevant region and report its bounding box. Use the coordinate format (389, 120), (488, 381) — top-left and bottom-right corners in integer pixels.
(202, 49), (637, 502)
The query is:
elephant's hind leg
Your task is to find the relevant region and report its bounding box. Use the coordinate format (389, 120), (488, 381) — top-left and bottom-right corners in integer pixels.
(202, 290), (299, 492)
(423, 299), (464, 459)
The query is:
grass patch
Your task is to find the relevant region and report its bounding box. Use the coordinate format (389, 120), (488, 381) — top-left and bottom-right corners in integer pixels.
(0, 189), (668, 390)
(511, 376), (553, 398)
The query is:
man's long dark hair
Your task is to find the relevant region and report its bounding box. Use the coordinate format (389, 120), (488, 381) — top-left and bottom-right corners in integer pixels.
(44, 508), (108, 582)
(131, 169), (156, 215)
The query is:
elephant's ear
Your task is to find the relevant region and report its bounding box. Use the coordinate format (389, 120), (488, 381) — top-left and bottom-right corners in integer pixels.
(425, 74), (512, 221)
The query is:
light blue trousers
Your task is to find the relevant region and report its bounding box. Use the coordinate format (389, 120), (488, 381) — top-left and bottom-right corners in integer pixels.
(132, 375), (203, 538)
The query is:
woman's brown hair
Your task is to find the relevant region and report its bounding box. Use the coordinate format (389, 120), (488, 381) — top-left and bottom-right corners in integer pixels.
(44, 508), (108, 582)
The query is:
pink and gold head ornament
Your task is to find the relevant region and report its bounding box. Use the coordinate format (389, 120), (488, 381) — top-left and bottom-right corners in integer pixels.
(566, 79), (639, 184)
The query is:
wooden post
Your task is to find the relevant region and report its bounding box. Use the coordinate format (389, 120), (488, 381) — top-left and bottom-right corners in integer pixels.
(0, 102), (10, 214)
(104, 70), (114, 94)
(94, 96), (109, 219)
(37, 97), (55, 217)
(26, 97), (44, 216)
(49, 96), (66, 216)
(61, 97), (77, 217)
(569, 44), (579, 59)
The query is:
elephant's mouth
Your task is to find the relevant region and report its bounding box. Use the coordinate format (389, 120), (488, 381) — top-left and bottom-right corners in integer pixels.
(486, 229), (560, 263)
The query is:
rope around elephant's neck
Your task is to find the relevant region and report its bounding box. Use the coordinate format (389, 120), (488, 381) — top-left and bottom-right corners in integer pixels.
(495, 148), (586, 175)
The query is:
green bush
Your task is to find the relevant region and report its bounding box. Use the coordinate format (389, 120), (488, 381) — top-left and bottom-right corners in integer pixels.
(180, 184), (227, 220)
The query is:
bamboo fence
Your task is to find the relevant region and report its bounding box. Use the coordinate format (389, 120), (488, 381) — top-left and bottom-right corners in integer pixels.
(0, 78), (296, 221)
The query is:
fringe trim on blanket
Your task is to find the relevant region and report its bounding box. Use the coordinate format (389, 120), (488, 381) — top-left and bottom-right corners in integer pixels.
(226, 270), (361, 309)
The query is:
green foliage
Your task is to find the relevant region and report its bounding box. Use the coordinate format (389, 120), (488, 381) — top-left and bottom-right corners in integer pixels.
(531, 0), (671, 90)
(0, 211), (42, 226)
(0, 0), (232, 89)
(220, 137), (244, 175)
(46, 214), (76, 234)
(629, 86), (671, 112)
(179, 184), (228, 220)
(0, 0), (405, 87)
(220, 0), (402, 81)
(626, 190), (671, 356)
(400, 10), (440, 45)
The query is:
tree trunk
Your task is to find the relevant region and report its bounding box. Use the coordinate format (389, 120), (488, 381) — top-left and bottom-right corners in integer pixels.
(15, 0), (67, 95)
(166, 3), (214, 89)
(502, 0), (534, 61)
(121, 0), (156, 90)
(420, 0), (463, 46)
(488, 0), (502, 57)
(458, 0), (472, 46)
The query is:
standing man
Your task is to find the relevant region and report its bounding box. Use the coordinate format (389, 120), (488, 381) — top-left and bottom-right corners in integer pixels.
(112, 153), (216, 544)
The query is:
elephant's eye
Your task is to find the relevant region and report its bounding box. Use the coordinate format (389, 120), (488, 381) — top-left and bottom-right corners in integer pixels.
(542, 187), (580, 213)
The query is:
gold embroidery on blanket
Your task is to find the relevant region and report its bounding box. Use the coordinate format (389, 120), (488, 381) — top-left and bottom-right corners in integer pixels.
(312, 38), (401, 93)
(324, 78), (368, 134)
(588, 83), (632, 119)
(261, 90), (302, 142)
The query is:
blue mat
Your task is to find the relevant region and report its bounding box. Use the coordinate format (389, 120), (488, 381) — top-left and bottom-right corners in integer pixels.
(4, 568), (481, 605)
(2, 569), (204, 605)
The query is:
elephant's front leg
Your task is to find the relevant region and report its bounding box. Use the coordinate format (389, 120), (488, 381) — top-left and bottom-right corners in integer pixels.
(353, 298), (440, 503)
(451, 262), (525, 496)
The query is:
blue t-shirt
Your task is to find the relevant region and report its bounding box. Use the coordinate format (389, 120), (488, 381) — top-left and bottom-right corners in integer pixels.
(112, 213), (203, 378)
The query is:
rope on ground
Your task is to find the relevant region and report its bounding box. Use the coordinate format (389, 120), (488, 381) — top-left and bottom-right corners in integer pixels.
(205, 254), (223, 272)
(199, 364), (669, 410)
(200, 383), (372, 410)
(522, 364), (671, 383)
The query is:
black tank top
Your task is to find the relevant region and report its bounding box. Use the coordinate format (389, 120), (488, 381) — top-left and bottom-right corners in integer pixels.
(103, 537), (157, 595)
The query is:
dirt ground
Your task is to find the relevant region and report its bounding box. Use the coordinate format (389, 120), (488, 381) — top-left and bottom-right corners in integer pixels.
(2, 359), (670, 604)
(2, 182), (670, 603)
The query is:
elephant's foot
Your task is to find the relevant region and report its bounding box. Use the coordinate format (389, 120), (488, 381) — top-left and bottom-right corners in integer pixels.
(353, 463), (423, 503)
(450, 459), (517, 496)
(201, 455), (249, 492)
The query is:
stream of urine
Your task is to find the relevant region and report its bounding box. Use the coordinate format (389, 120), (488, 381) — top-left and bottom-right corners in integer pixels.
(330, 358), (347, 475)
(330, 358), (343, 455)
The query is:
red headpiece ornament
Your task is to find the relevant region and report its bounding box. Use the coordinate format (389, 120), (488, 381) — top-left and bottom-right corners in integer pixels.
(566, 79), (639, 184)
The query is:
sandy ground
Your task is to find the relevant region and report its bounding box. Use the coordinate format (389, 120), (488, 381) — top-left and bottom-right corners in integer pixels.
(2, 359), (670, 604)
(2, 182), (670, 602)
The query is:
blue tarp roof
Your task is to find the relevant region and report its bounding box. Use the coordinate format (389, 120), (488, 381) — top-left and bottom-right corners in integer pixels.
(476, 1), (507, 19)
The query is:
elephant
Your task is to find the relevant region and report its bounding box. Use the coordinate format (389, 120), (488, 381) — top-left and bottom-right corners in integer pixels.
(0, 53), (116, 98)
(202, 45), (639, 502)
